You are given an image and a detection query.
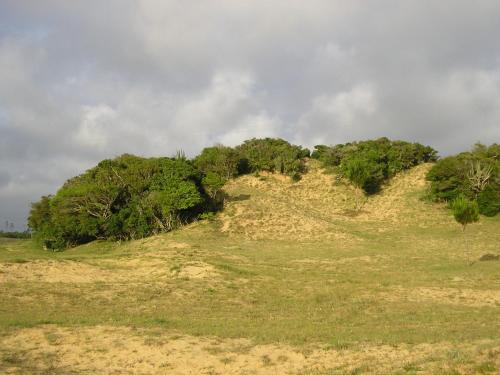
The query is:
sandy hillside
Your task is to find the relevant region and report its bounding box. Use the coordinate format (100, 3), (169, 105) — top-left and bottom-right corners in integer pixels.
(1, 162), (499, 375)
(219, 162), (449, 240)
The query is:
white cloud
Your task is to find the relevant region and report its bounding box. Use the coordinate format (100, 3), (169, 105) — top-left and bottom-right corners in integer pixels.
(295, 85), (377, 147)
(1, 1), (500, 228)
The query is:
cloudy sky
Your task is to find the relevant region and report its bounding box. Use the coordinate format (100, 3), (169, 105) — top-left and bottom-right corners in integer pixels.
(1, 0), (500, 229)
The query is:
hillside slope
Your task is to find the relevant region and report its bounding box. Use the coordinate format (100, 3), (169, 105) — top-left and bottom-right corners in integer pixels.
(219, 161), (449, 240)
(1, 162), (499, 374)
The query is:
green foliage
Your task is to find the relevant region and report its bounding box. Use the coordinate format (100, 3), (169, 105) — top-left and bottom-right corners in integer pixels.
(235, 138), (310, 176)
(314, 138), (437, 194)
(28, 138), (312, 250)
(451, 195), (479, 230)
(341, 154), (385, 193)
(28, 155), (211, 249)
(194, 145), (241, 179)
(427, 143), (499, 216)
(201, 172), (227, 211)
(477, 183), (500, 217)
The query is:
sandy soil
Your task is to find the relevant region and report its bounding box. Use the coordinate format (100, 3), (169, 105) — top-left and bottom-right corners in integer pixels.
(1, 326), (498, 374)
(218, 163), (448, 240)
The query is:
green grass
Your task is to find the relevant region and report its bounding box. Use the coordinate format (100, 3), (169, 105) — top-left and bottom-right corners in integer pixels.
(1, 216), (499, 346)
(0, 167), (499, 373)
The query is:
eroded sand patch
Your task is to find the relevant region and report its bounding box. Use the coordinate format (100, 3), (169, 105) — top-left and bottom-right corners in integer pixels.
(0, 254), (218, 284)
(0, 326), (498, 374)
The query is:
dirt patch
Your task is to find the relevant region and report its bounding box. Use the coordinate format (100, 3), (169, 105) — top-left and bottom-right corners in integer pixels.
(380, 286), (500, 307)
(0, 326), (497, 374)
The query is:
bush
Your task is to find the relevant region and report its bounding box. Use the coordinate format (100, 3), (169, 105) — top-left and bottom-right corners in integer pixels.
(29, 155), (213, 249)
(28, 138), (313, 250)
(314, 138), (437, 194)
(194, 145), (241, 179)
(427, 143), (499, 216)
(235, 138), (310, 176)
(451, 195), (479, 230)
(477, 183), (500, 217)
(340, 155), (385, 193)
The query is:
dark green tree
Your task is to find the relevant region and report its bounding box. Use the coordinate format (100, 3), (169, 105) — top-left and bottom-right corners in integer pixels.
(427, 143), (499, 216)
(194, 145), (241, 179)
(28, 155), (213, 249)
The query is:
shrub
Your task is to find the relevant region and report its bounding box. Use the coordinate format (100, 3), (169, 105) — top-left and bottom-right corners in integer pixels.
(314, 138), (437, 194)
(340, 154), (385, 193)
(28, 155), (213, 249)
(235, 138), (309, 176)
(451, 196), (479, 231)
(477, 183), (500, 216)
(427, 143), (499, 216)
(194, 145), (241, 179)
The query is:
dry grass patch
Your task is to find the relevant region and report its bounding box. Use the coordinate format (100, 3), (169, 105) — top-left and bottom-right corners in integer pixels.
(1, 326), (498, 375)
(0, 261), (113, 284)
(380, 287), (500, 308)
(177, 262), (219, 280)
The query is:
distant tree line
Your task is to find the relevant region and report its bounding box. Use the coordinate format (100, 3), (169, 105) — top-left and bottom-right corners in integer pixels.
(0, 220), (30, 239)
(0, 231), (31, 239)
(28, 137), (498, 250)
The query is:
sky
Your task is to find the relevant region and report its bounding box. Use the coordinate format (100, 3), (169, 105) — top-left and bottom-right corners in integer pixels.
(1, 0), (500, 229)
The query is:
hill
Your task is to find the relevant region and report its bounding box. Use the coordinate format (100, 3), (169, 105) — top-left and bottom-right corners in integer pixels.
(1, 164), (499, 374)
(220, 161), (452, 239)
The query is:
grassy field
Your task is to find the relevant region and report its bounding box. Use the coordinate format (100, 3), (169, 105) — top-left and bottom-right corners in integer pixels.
(0, 163), (499, 374)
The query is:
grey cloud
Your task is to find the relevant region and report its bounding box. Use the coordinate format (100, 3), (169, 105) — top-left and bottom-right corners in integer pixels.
(1, 0), (500, 228)
(0, 171), (10, 188)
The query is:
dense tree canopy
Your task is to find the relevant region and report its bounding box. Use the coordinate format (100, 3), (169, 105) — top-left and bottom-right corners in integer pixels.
(426, 143), (499, 216)
(313, 138), (437, 193)
(29, 155), (210, 249)
(30, 137), (496, 250)
(194, 145), (242, 180)
(28, 138), (312, 250)
(235, 138), (310, 178)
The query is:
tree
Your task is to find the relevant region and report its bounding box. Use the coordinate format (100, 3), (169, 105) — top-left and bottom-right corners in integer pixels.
(467, 161), (493, 198)
(451, 195), (479, 231)
(235, 138), (309, 176)
(340, 154), (386, 194)
(451, 196), (479, 265)
(316, 138), (437, 194)
(28, 155), (214, 249)
(202, 172), (226, 200)
(426, 143), (499, 216)
(194, 145), (241, 179)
